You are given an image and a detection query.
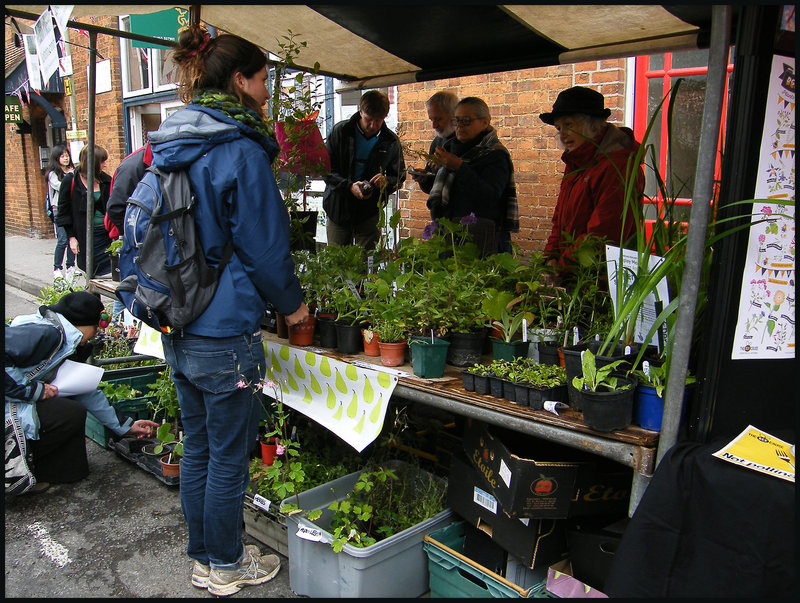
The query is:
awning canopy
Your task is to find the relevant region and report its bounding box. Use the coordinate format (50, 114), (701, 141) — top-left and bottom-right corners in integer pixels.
(6, 5), (727, 89)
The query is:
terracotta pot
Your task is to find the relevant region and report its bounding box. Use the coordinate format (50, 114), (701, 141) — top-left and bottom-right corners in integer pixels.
(261, 438), (279, 465)
(362, 328), (381, 356)
(378, 340), (407, 367)
(160, 454), (180, 477)
(288, 315), (316, 346)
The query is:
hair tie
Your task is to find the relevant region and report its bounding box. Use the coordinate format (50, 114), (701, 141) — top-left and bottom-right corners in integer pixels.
(187, 32), (210, 58)
(98, 311), (110, 329)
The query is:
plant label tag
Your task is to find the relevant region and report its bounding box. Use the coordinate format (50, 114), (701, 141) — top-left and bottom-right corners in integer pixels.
(472, 486), (498, 514)
(295, 524), (324, 542)
(252, 494), (272, 512)
(345, 279), (361, 301)
(499, 459), (512, 488)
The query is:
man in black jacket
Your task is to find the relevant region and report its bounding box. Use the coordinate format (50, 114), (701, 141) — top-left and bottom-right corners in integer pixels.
(322, 90), (405, 249)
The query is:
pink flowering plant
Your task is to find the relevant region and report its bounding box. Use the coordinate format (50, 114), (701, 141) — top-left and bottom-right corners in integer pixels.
(241, 368), (322, 520)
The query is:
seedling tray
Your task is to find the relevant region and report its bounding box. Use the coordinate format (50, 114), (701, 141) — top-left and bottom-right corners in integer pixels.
(112, 437), (179, 486)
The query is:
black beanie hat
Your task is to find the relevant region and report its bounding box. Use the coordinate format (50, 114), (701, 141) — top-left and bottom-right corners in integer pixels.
(44, 291), (104, 327)
(539, 86), (611, 125)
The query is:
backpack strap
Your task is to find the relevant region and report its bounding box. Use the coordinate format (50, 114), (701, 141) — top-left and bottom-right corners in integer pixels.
(24, 309), (67, 382)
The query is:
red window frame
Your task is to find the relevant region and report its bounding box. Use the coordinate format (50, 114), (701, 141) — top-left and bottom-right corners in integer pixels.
(633, 52), (735, 225)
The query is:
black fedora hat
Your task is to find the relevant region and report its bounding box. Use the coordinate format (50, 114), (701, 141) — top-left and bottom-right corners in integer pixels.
(540, 86), (611, 125)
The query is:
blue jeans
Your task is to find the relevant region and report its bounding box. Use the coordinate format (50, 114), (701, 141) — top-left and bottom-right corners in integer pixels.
(161, 331), (265, 570)
(54, 224), (75, 270)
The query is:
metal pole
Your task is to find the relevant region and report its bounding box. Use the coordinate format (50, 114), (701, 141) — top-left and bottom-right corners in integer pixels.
(656, 6), (731, 466)
(85, 30), (97, 279)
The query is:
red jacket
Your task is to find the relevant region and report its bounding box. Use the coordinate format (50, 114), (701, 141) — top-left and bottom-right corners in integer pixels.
(545, 124), (644, 264)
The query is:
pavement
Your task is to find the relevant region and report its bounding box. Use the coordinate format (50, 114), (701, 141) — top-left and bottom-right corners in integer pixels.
(4, 235), (301, 598)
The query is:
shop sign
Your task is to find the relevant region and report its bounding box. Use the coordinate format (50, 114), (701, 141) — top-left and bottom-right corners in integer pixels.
(130, 8), (189, 49)
(5, 95), (23, 123)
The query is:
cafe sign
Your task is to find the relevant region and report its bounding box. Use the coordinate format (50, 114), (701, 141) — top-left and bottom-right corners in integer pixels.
(5, 95), (23, 124)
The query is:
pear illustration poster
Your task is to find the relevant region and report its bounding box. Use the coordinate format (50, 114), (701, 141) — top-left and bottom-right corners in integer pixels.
(732, 55), (795, 359)
(264, 341), (398, 452)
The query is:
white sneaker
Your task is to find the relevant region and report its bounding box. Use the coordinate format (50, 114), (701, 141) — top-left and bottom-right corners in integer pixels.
(53, 269), (63, 281)
(65, 266), (77, 278)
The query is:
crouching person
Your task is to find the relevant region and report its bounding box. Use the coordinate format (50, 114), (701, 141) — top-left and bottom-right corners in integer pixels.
(5, 291), (157, 496)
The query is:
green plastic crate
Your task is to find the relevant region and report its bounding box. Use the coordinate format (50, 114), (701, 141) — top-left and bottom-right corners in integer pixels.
(86, 370), (161, 448)
(424, 521), (551, 598)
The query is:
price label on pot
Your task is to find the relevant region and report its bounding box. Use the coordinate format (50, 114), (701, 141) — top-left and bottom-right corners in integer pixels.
(295, 524), (324, 542)
(252, 494), (272, 512)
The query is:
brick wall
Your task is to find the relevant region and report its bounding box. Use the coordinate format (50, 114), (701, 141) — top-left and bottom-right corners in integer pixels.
(396, 59), (627, 256)
(4, 16), (125, 239)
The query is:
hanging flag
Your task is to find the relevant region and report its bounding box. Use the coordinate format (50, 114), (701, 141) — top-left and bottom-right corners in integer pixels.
(34, 9), (60, 84)
(22, 34), (43, 90)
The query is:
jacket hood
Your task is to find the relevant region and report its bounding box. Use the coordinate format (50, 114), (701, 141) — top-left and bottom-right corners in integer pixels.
(148, 105), (278, 171)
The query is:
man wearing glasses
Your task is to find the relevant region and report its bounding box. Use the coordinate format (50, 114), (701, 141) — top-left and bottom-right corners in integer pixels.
(322, 90), (405, 250)
(426, 97), (518, 255)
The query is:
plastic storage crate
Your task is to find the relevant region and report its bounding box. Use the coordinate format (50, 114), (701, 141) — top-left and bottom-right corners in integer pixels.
(423, 521), (551, 598)
(286, 462), (453, 598)
(85, 370), (160, 448)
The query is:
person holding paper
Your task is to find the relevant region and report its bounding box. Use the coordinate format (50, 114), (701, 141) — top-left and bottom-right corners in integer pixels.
(5, 291), (157, 495)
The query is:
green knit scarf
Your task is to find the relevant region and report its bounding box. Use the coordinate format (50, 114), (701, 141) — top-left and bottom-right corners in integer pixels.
(191, 90), (274, 140)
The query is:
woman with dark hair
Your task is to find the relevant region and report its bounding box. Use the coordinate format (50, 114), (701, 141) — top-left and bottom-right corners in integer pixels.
(44, 145), (76, 280)
(151, 25), (308, 596)
(55, 144), (113, 277)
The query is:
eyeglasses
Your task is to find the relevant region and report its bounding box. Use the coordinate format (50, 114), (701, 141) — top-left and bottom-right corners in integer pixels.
(450, 116), (482, 126)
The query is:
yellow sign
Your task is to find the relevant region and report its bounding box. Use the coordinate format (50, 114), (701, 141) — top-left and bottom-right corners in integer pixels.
(66, 129), (87, 140)
(713, 425), (795, 483)
(64, 77), (72, 96)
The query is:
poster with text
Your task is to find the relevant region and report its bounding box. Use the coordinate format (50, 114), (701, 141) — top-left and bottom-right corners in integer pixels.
(731, 55), (795, 359)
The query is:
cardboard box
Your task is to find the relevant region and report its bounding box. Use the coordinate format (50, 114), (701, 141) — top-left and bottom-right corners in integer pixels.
(546, 559), (608, 598)
(448, 454), (567, 569)
(462, 420), (631, 518)
(565, 518), (625, 591)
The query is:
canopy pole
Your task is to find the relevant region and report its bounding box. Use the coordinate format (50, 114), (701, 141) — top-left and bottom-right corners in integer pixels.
(85, 30), (98, 280)
(656, 5), (732, 467)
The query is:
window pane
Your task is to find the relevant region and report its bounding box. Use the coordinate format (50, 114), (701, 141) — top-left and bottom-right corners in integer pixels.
(671, 49), (710, 70)
(123, 38), (150, 92)
(648, 54), (664, 70)
(154, 48), (179, 89)
(664, 75), (707, 200)
(644, 77), (664, 199)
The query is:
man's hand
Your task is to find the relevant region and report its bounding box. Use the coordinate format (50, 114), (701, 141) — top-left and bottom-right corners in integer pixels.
(433, 146), (463, 171)
(350, 182), (367, 199)
(285, 302), (310, 327)
(42, 383), (59, 399)
(128, 420), (160, 439)
(69, 237), (80, 255)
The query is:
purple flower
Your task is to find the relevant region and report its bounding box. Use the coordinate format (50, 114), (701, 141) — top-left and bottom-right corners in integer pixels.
(422, 221), (437, 240)
(460, 212), (477, 226)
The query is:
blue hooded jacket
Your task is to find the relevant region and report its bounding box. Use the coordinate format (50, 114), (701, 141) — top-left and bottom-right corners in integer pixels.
(147, 104), (303, 337)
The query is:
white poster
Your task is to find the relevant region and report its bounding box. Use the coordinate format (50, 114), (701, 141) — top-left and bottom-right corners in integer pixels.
(88, 59), (113, 94)
(731, 56), (795, 359)
(33, 9), (60, 84)
(265, 341), (398, 452)
(50, 5), (75, 41)
(605, 245), (670, 348)
(22, 34), (43, 90)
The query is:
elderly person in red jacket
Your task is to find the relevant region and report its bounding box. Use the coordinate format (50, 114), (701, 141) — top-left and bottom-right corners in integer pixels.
(541, 86), (644, 271)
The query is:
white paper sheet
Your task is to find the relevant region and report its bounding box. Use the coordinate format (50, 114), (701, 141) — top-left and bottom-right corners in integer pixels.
(50, 360), (104, 396)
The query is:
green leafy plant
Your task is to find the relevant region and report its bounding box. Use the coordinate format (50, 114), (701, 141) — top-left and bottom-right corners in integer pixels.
(98, 381), (141, 403)
(154, 421), (183, 458)
(147, 366), (180, 425)
(36, 275), (85, 305)
(631, 360), (696, 398)
(326, 464), (447, 552)
(105, 239), (123, 256)
(465, 363), (492, 377)
(571, 349), (631, 392)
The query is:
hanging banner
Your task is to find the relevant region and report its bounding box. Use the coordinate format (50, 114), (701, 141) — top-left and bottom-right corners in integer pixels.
(22, 34), (43, 90)
(33, 8), (60, 84)
(130, 8), (189, 49)
(265, 341), (397, 452)
(731, 55), (795, 360)
(50, 5), (74, 41)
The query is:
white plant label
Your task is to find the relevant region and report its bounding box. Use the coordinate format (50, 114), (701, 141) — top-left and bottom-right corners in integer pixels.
(295, 524), (324, 542)
(252, 494), (272, 512)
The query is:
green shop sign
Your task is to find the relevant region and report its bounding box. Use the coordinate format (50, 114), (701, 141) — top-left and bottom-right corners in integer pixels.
(130, 7), (190, 49)
(5, 95), (22, 124)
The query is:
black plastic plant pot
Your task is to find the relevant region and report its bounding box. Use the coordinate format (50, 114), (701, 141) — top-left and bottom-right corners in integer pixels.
(489, 375), (505, 398)
(512, 382), (530, 406)
(335, 321), (363, 354)
(317, 316), (338, 349)
(503, 379), (517, 403)
(461, 370), (476, 392)
(578, 376), (636, 432)
(473, 375), (490, 395)
(527, 384), (567, 411)
(446, 330), (486, 367)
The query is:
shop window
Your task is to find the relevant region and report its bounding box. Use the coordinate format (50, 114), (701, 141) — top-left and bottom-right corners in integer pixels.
(633, 49), (735, 224)
(118, 15), (178, 98)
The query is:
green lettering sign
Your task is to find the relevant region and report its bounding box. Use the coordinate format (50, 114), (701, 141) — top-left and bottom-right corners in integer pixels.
(130, 8), (189, 49)
(5, 95), (22, 124)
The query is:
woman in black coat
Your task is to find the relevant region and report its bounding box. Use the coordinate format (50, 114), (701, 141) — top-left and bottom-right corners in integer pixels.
(56, 144), (113, 277)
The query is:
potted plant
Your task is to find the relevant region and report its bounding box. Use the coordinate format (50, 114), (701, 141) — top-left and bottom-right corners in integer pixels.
(409, 332), (451, 379)
(517, 362), (568, 410)
(462, 363), (491, 395)
(155, 422), (183, 477)
(373, 318), (408, 368)
(106, 239), (123, 282)
(146, 366), (180, 427)
(571, 349), (636, 432)
(630, 360), (696, 431)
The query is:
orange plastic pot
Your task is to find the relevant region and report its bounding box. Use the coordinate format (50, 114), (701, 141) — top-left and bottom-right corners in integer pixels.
(160, 454), (180, 477)
(288, 315), (316, 346)
(261, 438), (279, 465)
(362, 328), (381, 356)
(378, 340), (407, 367)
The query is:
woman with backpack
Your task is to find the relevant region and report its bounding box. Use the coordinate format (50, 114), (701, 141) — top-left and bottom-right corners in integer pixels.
(44, 145), (76, 280)
(147, 25), (309, 596)
(55, 144), (113, 278)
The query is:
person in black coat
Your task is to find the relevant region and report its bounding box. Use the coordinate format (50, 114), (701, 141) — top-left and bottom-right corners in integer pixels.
(322, 90), (405, 249)
(56, 144), (113, 277)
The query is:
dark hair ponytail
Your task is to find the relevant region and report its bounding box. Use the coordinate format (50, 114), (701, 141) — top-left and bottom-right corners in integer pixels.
(173, 25), (267, 115)
(45, 144), (72, 181)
